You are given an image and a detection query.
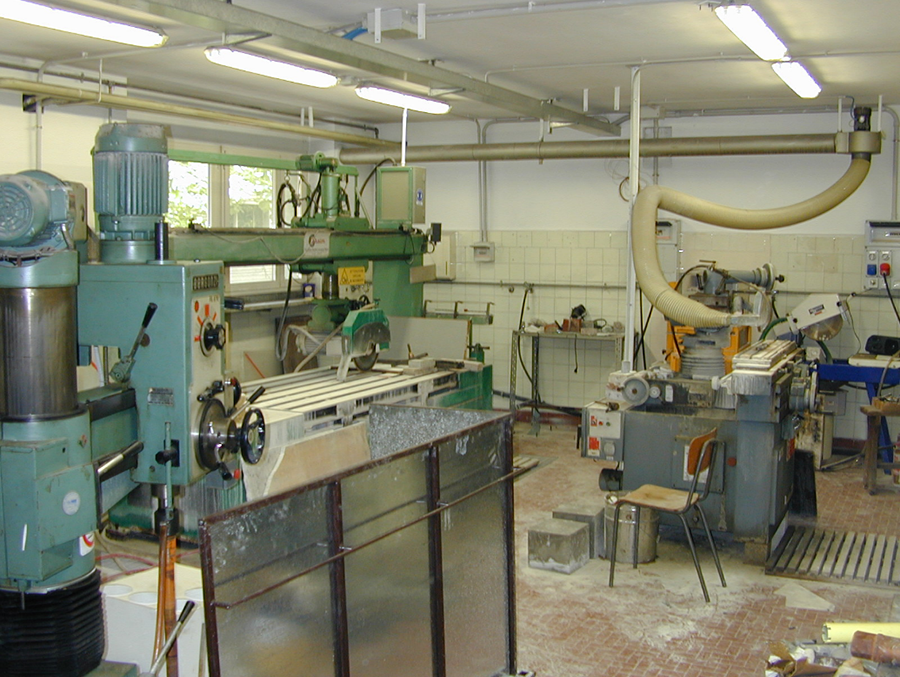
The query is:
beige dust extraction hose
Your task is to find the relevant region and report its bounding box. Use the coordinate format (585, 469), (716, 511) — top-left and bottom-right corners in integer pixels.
(632, 157), (872, 328)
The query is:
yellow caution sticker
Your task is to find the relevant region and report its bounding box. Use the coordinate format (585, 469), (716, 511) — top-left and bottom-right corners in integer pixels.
(338, 266), (366, 286)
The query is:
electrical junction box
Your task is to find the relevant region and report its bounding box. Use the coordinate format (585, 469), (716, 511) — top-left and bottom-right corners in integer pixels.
(364, 8), (419, 39)
(864, 221), (900, 292)
(377, 166), (426, 228)
(472, 241), (495, 263)
(656, 219), (681, 281)
(581, 401), (623, 462)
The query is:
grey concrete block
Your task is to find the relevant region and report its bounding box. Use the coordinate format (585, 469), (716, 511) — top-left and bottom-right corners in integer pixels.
(527, 518), (590, 574)
(552, 495), (610, 559)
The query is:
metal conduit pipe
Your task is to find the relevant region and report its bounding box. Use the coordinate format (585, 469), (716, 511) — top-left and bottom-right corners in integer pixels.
(633, 155), (873, 329)
(340, 133), (841, 164)
(0, 78), (395, 149)
(427, 0), (688, 22)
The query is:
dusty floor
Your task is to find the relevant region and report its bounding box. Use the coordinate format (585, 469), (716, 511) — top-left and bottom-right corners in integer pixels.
(512, 421), (900, 677)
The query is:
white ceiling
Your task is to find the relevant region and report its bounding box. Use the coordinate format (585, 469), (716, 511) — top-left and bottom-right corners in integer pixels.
(1, 0), (898, 135)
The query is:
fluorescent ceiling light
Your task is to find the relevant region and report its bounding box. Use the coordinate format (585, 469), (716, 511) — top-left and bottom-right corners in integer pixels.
(714, 4), (788, 61)
(772, 61), (821, 99)
(355, 86), (451, 114)
(205, 47), (338, 88)
(0, 0), (167, 47)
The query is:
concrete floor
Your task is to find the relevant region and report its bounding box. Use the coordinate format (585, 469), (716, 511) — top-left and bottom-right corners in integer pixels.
(512, 421), (900, 677)
(97, 418), (900, 676)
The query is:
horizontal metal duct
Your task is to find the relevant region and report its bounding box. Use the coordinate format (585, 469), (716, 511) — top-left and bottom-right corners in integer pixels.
(104, 0), (620, 137)
(339, 133), (843, 164)
(0, 78), (395, 148)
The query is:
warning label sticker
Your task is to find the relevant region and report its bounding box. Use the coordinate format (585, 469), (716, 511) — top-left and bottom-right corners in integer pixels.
(338, 266), (366, 286)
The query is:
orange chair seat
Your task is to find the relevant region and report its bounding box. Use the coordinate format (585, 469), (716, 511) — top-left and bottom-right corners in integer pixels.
(619, 485), (700, 513)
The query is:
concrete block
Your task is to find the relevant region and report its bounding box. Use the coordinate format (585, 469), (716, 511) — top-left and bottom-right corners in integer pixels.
(528, 518), (589, 574)
(553, 495), (610, 558)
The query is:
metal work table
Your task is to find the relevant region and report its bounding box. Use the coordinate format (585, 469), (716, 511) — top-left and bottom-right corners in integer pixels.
(509, 329), (624, 431)
(817, 359), (900, 463)
(861, 399), (900, 493)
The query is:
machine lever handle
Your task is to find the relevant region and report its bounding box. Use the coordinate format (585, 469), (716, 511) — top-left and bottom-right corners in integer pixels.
(230, 386), (266, 419)
(109, 303), (159, 383)
(141, 302), (158, 329)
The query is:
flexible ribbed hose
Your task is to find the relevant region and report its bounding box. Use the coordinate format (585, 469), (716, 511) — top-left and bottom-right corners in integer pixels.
(633, 157), (871, 328)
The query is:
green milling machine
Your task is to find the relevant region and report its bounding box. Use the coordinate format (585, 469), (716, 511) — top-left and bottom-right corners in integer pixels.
(0, 122), (492, 677)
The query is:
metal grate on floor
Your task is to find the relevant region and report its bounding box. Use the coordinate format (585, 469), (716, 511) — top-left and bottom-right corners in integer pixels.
(766, 526), (900, 588)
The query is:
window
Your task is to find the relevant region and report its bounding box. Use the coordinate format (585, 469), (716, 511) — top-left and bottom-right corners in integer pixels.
(167, 159), (289, 291)
(167, 161), (209, 227)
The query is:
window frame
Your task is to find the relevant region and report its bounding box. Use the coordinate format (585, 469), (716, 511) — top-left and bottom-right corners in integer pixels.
(167, 159), (292, 294)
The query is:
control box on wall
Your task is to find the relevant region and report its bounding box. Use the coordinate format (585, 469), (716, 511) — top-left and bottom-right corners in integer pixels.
(864, 221), (900, 293)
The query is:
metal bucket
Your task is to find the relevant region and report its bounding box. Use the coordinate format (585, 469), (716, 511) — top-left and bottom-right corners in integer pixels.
(604, 503), (659, 563)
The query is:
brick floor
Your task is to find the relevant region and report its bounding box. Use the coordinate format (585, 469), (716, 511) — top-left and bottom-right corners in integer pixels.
(512, 422), (900, 677)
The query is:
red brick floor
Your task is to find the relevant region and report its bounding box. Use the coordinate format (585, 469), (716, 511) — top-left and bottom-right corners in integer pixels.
(512, 423), (900, 677)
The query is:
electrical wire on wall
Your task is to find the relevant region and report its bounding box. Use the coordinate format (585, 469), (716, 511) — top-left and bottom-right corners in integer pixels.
(883, 273), (900, 328)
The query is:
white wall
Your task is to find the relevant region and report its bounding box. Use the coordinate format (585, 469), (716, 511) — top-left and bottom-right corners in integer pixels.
(400, 110), (898, 442)
(4, 75), (896, 441)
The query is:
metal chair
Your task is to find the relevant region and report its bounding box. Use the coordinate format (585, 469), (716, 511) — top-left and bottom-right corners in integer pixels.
(607, 428), (726, 602)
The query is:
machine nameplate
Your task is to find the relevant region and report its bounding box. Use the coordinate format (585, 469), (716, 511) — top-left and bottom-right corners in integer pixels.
(148, 388), (175, 406)
(304, 232), (330, 257)
(192, 274), (220, 292)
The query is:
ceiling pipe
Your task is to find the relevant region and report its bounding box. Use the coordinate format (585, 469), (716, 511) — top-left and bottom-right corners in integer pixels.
(427, 0), (689, 22)
(102, 0), (619, 136)
(339, 133), (843, 164)
(0, 78), (395, 148)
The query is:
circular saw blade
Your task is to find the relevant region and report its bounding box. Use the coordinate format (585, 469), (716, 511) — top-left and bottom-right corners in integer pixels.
(801, 315), (843, 342)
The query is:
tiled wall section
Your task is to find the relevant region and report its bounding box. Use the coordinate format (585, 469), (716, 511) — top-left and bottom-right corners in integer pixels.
(426, 230), (895, 442)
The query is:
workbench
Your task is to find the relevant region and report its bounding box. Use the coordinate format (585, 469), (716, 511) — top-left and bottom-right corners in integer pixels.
(861, 398), (900, 494)
(817, 359), (900, 466)
(509, 329), (624, 433)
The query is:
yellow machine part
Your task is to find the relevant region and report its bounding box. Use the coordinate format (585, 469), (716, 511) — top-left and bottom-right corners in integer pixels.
(666, 324), (751, 374)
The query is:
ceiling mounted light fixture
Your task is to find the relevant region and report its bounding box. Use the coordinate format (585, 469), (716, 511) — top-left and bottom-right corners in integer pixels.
(355, 85), (451, 114)
(772, 61), (821, 99)
(204, 47), (338, 88)
(0, 0), (167, 47)
(714, 4), (787, 61)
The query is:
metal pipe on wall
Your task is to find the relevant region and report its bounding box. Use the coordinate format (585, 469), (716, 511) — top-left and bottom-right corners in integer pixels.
(0, 78), (395, 149)
(340, 134), (841, 164)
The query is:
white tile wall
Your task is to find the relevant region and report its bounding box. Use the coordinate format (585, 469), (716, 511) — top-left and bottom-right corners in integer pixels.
(427, 229), (897, 442)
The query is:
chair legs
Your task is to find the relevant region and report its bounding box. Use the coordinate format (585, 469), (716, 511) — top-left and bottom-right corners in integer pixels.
(608, 503), (725, 604)
(678, 512), (710, 603)
(632, 505), (640, 569)
(694, 504), (726, 588)
(608, 502), (623, 588)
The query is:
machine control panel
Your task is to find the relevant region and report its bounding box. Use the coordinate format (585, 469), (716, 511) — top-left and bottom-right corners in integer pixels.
(582, 401), (623, 461)
(78, 261), (229, 485)
(864, 222), (900, 292)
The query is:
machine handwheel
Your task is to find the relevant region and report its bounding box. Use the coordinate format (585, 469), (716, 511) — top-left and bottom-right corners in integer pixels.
(240, 407), (266, 465)
(353, 347), (378, 372)
(197, 398), (234, 471)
